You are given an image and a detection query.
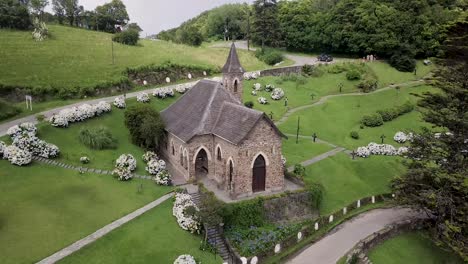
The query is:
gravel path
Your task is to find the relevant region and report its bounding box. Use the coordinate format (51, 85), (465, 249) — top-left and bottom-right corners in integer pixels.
(36, 192), (174, 264)
(286, 207), (424, 264)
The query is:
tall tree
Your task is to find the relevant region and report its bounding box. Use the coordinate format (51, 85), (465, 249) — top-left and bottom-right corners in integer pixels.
(392, 19), (468, 261)
(252, 0), (282, 48)
(95, 0), (129, 33)
(52, 0), (78, 26)
(126, 22), (142, 32)
(29, 0), (48, 18)
(0, 0), (31, 29)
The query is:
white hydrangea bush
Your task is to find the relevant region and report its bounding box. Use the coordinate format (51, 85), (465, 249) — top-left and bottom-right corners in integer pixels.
(0, 141), (6, 159)
(393, 131), (413, 143)
(49, 101), (111, 127)
(113, 97), (126, 109)
(80, 156), (90, 164)
(146, 158), (166, 175)
(251, 90), (258, 96)
(3, 145), (32, 166)
(142, 151), (159, 163)
(174, 255), (196, 264)
(7, 122), (37, 139)
(154, 169), (171, 186)
(172, 193), (201, 233)
(153, 87), (175, 99)
(271, 88), (285, 100)
(356, 142), (409, 158)
(265, 84), (274, 92)
(136, 92), (150, 103)
(113, 154), (137, 181)
(244, 71), (260, 80)
(175, 83), (192, 94)
(258, 97), (268, 104)
(253, 83), (262, 91)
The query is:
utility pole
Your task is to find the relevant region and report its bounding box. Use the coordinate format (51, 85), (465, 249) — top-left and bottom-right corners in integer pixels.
(296, 116), (300, 144)
(111, 38), (115, 65)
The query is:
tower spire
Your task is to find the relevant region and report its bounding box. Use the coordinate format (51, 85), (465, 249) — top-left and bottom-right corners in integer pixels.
(222, 43), (245, 74)
(222, 43), (245, 103)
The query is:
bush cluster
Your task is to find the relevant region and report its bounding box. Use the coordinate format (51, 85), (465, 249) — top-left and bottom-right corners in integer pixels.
(112, 30), (139, 46)
(244, 101), (254, 108)
(350, 131), (359, 139)
(390, 53), (416, 72)
(124, 105), (166, 150)
(255, 48), (284, 65)
(0, 99), (21, 121)
(78, 126), (117, 150)
(346, 70), (361, 80)
(222, 198), (265, 228)
(361, 101), (415, 127)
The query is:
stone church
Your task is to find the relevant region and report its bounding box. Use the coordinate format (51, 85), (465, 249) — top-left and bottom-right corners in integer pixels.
(161, 43), (286, 199)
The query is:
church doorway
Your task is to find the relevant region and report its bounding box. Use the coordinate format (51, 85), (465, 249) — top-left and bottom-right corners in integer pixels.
(195, 149), (209, 178)
(252, 155), (266, 192)
(228, 160), (234, 190)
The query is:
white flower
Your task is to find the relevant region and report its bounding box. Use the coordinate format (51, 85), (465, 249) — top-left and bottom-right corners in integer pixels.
(356, 146), (371, 158)
(112, 167), (133, 181)
(175, 83), (192, 94)
(356, 142), (409, 158)
(49, 101), (111, 127)
(244, 71), (260, 80)
(154, 169), (171, 186)
(258, 97), (268, 104)
(113, 154), (136, 181)
(174, 254), (196, 264)
(393, 132), (408, 143)
(271, 88), (285, 100)
(94, 101), (112, 115)
(153, 87), (174, 99)
(80, 156), (90, 164)
(397, 146), (409, 155)
(0, 141), (6, 159)
(146, 159), (166, 175)
(113, 97), (126, 109)
(136, 92), (150, 103)
(7, 122), (37, 139)
(172, 193), (201, 233)
(142, 151), (159, 163)
(3, 145), (32, 166)
(253, 83), (262, 91)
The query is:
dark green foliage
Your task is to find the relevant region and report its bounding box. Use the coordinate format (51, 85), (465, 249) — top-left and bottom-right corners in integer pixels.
(112, 30), (139, 46)
(350, 131), (359, 139)
(392, 20), (468, 261)
(397, 101), (415, 115)
(0, 0), (31, 29)
(94, 0), (129, 33)
(390, 52), (417, 72)
(302, 64), (315, 75)
(361, 113), (384, 127)
(0, 98), (21, 121)
(255, 48), (284, 65)
(244, 101), (254, 108)
(124, 105), (166, 150)
(293, 163), (306, 176)
(377, 108), (399, 122)
(327, 64), (347, 74)
(78, 127), (118, 150)
(222, 198), (265, 228)
(308, 182), (324, 210)
(357, 76), (378, 93)
(302, 65), (325, 78)
(346, 70), (361, 80)
(252, 0), (282, 47)
(198, 191), (224, 227)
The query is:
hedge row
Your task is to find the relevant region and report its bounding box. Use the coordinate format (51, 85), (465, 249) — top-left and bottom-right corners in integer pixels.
(0, 98), (21, 121)
(361, 101), (415, 127)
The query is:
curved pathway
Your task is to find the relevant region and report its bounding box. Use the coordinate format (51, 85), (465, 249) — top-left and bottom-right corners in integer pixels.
(287, 207), (424, 264)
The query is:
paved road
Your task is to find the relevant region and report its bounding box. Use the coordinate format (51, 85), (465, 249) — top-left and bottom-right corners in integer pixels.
(287, 207), (424, 264)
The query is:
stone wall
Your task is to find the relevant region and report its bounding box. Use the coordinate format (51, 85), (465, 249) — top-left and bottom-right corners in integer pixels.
(260, 66), (303, 77)
(263, 191), (318, 223)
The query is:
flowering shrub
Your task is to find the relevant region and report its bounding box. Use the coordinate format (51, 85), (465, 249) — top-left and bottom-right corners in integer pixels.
(154, 169), (171, 186)
(80, 156), (90, 164)
(136, 92), (150, 103)
(253, 83), (262, 91)
(271, 88), (285, 100)
(113, 97), (126, 109)
(113, 154), (136, 181)
(175, 83), (192, 94)
(6, 123), (60, 159)
(393, 131), (413, 143)
(265, 84), (274, 92)
(258, 97), (268, 104)
(49, 101), (111, 127)
(153, 87), (175, 98)
(356, 142), (409, 158)
(244, 71), (260, 80)
(146, 158), (166, 175)
(3, 145), (32, 166)
(172, 193), (201, 233)
(142, 151), (159, 163)
(7, 122), (37, 139)
(174, 255), (196, 264)
(0, 141), (6, 159)
(32, 17), (48, 41)
(251, 90), (258, 96)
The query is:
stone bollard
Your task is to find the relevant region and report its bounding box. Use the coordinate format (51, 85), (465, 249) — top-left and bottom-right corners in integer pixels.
(329, 215), (334, 223)
(343, 207), (347, 215)
(372, 196), (375, 204)
(250, 256), (258, 264)
(274, 244), (281, 254)
(297, 232), (303, 241)
(240, 257), (248, 264)
(188, 73), (192, 79)
(314, 222), (319, 231)
(165, 77), (171, 83)
(357, 200), (361, 208)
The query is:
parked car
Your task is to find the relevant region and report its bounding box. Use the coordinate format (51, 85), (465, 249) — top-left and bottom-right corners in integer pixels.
(317, 54), (333, 62)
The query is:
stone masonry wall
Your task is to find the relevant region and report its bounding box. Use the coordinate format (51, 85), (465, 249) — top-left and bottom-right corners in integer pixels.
(260, 66), (303, 77)
(263, 192), (319, 223)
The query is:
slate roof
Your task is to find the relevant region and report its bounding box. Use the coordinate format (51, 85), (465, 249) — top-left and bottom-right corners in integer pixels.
(161, 80), (285, 145)
(222, 43), (245, 74)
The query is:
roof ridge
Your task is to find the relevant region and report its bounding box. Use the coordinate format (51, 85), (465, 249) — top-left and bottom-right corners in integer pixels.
(194, 82), (220, 135)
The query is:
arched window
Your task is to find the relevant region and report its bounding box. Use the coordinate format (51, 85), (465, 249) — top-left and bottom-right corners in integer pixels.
(229, 160), (234, 190)
(172, 144), (175, 156)
(217, 147), (222, 161)
(234, 79), (238, 92)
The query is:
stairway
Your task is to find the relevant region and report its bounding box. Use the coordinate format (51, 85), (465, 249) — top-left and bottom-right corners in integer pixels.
(189, 192), (231, 263)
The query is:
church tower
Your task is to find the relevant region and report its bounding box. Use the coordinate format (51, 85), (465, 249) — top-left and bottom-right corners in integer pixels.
(222, 43), (245, 103)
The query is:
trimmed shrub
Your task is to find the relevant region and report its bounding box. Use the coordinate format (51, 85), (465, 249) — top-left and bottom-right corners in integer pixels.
(308, 182), (324, 210)
(0, 99), (21, 121)
(302, 64), (315, 75)
(350, 131), (360, 139)
(361, 113), (384, 127)
(255, 48), (284, 65)
(327, 64), (347, 74)
(357, 77), (378, 93)
(397, 101), (415, 115)
(293, 163), (306, 176)
(112, 29), (139, 46)
(390, 53), (416, 72)
(377, 108), (399, 122)
(124, 105), (166, 150)
(79, 127), (118, 150)
(244, 101), (254, 108)
(346, 70), (361, 80)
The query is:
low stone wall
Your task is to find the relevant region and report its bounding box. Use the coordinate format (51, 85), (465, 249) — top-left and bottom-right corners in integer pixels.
(263, 191), (318, 223)
(344, 218), (427, 264)
(259, 66), (303, 77)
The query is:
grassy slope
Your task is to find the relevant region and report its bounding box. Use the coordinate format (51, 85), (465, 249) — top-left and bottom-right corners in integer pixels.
(304, 153), (406, 214)
(368, 231), (463, 264)
(278, 85), (434, 149)
(0, 25), (267, 90)
(59, 199), (219, 264)
(0, 162), (171, 264)
(282, 137), (334, 166)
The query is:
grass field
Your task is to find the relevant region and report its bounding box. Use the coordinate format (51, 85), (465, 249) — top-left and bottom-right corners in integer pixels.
(243, 61), (433, 121)
(282, 137), (334, 166)
(0, 25), (267, 90)
(59, 199), (219, 264)
(368, 231), (463, 264)
(0, 162), (171, 264)
(278, 85), (434, 149)
(304, 153), (405, 214)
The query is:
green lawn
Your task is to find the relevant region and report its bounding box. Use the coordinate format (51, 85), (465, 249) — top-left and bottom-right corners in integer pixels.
(367, 60), (434, 88)
(0, 162), (171, 264)
(25, 96), (180, 174)
(304, 153), (406, 214)
(0, 25), (267, 90)
(279, 85), (434, 149)
(59, 199), (219, 264)
(368, 231), (463, 264)
(282, 137), (334, 166)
